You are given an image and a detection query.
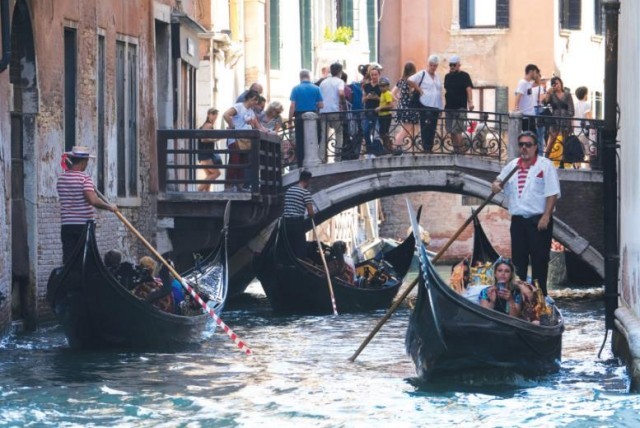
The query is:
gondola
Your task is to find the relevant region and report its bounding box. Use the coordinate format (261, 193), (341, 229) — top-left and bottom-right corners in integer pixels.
(470, 210), (499, 267)
(405, 205), (564, 380)
(254, 214), (417, 315)
(47, 220), (228, 349)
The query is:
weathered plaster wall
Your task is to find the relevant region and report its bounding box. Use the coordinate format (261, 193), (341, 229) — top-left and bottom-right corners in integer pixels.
(0, 64), (11, 334)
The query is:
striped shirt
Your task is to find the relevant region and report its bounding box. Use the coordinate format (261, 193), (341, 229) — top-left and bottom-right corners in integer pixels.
(517, 164), (531, 195)
(57, 170), (96, 225)
(283, 185), (312, 217)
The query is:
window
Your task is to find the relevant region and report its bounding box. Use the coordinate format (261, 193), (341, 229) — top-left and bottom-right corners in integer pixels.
(270, 0), (280, 70)
(366, 0), (376, 61)
(64, 27), (77, 152)
(594, 90), (603, 120)
(560, 0), (581, 30)
(299, 0), (312, 70)
(594, 0), (604, 35)
(337, 0), (354, 29)
(97, 34), (105, 193)
(460, 0), (509, 29)
(116, 39), (138, 198)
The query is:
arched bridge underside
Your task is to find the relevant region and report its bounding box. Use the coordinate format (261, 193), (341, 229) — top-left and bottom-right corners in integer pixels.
(277, 155), (604, 277)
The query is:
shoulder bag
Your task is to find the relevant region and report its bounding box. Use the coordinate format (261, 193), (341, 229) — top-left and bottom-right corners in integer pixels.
(408, 71), (425, 109)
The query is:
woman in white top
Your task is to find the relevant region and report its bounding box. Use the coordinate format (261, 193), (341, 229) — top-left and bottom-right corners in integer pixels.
(223, 90), (261, 191)
(408, 54), (443, 152)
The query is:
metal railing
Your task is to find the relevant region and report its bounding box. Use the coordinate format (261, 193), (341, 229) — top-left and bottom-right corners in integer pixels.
(157, 129), (282, 196)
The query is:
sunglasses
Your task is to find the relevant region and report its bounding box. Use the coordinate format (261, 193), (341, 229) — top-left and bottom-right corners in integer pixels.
(518, 141), (536, 148)
(449, 63), (459, 67)
(494, 256), (513, 266)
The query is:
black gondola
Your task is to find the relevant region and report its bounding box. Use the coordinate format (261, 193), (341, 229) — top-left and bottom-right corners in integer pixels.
(47, 221), (228, 349)
(405, 206), (564, 380)
(254, 216), (416, 315)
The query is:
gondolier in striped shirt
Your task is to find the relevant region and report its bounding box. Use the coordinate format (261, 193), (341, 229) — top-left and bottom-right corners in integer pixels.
(57, 146), (117, 264)
(283, 170), (315, 259)
(491, 131), (561, 296)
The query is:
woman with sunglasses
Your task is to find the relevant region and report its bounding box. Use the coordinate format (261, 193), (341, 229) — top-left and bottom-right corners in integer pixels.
(479, 257), (522, 317)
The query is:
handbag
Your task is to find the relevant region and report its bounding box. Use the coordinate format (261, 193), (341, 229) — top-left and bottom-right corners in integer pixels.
(408, 71), (425, 109)
(235, 138), (252, 150)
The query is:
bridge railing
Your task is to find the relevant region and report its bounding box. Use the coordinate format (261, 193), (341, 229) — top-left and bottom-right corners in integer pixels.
(157, 129), (282, 196)
(299, 108), (604, 170)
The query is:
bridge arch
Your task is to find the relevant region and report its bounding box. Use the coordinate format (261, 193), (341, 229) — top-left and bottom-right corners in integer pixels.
(280, 157), (603, 278)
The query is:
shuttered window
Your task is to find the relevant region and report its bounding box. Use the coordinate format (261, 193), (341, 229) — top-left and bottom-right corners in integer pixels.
(300, 0), (312, 70)
(560, 0), (582, 30)
(337, 0), (354, 29)
(594, 0), (604, 35)
(460, 0), (509, 29)
(64, 27), (77, 152)
(366, 0), (376, 61)
(270, 0), (280, 70)
(116, 39), (139, 198)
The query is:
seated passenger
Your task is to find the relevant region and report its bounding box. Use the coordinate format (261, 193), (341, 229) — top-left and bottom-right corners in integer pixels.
(131, 256), (173, 313)
(479, 257), (522, 317)
(104, 249), (123, 271)
(327, 240), (356, 284)
(449, 259), (470, 294)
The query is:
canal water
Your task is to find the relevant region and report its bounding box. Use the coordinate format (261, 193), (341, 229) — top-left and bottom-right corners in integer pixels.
(1, 282), (639, 427)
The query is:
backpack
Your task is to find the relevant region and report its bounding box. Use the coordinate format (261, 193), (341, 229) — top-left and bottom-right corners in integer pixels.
(563, 135), (584, 163)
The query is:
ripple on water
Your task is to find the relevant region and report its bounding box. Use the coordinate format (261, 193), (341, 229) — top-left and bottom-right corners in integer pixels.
(0, 289), (639, 427)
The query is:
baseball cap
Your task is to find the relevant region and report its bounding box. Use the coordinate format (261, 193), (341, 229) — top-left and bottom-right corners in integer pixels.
(449, 54), (460, 64)
(379, 77), (390, 86)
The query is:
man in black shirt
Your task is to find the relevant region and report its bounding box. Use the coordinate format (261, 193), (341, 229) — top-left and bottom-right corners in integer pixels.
(444, 55), (474, 153)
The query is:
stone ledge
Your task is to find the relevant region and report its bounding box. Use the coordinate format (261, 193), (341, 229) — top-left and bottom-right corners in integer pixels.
(613, 306), (640, 392)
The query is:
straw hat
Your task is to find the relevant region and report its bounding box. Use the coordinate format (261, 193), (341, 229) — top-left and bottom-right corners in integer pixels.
(66, 146), (95, 159)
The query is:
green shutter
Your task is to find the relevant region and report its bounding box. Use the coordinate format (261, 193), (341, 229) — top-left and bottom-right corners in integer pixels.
(340, 0), (354, 29)
(300, 0), (312, 70)
(270, 0), (280, 70)
(366, 0), (376, 62)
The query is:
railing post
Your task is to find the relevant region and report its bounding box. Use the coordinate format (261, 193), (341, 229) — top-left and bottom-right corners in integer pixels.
(507, 111), (523, 160)
(302, 112), (321, 168)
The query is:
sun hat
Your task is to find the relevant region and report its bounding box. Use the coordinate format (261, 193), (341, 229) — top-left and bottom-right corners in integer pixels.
(66, 146), (96, 159)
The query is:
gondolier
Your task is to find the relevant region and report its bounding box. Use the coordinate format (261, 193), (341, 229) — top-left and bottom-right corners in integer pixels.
(56, 146), (117, 264)
(491, 131), (561, 295)
(283, 170), (315, 259)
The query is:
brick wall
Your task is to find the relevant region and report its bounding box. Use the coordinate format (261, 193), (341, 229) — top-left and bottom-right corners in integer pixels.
(379, 192), (511, 263)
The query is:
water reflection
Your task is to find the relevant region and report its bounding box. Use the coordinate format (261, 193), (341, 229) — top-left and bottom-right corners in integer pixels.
(0, 285), (638, 427)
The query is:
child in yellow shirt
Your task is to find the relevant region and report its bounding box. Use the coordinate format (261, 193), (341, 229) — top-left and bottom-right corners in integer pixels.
(376, 77), (396, 152)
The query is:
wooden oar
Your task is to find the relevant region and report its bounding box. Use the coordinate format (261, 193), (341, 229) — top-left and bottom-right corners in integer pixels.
(348, 164), (519, 362)
(97, 191), (253, 356)
(311, 218), (338, 315)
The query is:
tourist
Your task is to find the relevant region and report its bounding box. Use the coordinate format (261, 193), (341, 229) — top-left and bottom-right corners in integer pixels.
(574, 86), (594, 163)
(197, 108), (222, 192)
(260, 101), (284, 133)
(283, 170), (315, 259)
(444, 54), (474, 154)
(288, 70), (324, 167)
(236, 82), (263, 103)
(57, 146), (117, 264)
(392, 61), (419, 151)
(514, 64), (540, 132)
(408, 54), (443, 153)
(491, 131), (561, 295)
(223, 90), (261, 192)
(543, 76), (575, 158)
(376, 76), (395, 153)
(319, 62), (346, 162)
(362, 65), (383, 156)
(479, 257), (522, 316)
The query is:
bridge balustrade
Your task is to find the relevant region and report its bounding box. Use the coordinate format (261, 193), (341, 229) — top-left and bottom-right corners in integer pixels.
(157, 129), (282, 196)
(310, 109), (604, 170)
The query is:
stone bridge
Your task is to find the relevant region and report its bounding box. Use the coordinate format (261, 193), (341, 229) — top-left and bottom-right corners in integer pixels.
(201, 155), (603, 293)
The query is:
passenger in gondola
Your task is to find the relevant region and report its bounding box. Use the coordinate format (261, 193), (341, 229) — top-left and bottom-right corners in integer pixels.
(479, 257), (522, 317)
(327, 241), (356, 284)
(131, 256), (174, 313)
(449, 259), (470, 294)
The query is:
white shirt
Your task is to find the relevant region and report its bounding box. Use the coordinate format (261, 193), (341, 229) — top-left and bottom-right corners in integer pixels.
(227, 102), (256, 146)
(515, 79), (536, 114)
(409, 70), (443, 109)
(319, 77), (345, 113)
(498, 156), (561, 217)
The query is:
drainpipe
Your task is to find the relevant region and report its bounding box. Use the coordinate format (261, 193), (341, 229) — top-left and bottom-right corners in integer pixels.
(0, 0), (11, 72)
(602, 1), (620, 330)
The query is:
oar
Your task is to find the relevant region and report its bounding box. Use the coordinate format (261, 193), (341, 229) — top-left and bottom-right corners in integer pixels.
(97, 191), (253, 356)
(348, 164), (519, 362)
(311, 218), (338, 315)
